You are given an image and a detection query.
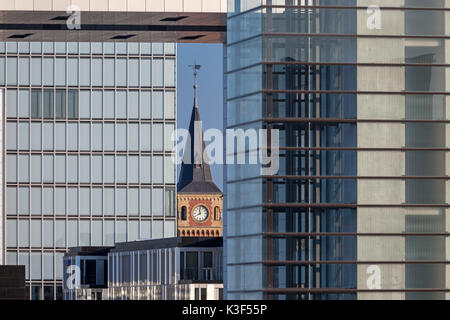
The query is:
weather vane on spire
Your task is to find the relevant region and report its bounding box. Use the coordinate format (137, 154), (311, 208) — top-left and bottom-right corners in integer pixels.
(188, 62), (202, 87)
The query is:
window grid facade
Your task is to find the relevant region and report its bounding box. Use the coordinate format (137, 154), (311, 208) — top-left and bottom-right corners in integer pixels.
(225, 1), (450, 300)
(1, 41), (177, 300)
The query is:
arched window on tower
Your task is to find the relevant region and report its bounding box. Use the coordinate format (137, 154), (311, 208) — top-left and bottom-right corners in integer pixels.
(214, 207), (221, 220)
(181, 206), (187, 220)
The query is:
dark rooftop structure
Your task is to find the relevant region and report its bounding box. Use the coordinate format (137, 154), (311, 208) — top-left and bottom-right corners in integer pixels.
(112, 237), (222, 252)
(177, 78), (221, 195)
(0, 266), (26, 300)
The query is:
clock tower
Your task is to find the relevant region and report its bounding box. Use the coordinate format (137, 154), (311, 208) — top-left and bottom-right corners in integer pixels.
(177, 67), (223, 237)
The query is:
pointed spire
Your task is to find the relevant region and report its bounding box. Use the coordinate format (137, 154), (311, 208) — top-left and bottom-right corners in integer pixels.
(177, 64), (221, 194)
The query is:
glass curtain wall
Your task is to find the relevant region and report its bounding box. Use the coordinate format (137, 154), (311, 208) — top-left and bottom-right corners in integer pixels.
(1, 41), (177, 299)
(225, 0), (450, 300)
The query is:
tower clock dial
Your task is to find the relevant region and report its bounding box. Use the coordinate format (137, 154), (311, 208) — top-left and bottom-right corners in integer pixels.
(192, 205), (209, 222)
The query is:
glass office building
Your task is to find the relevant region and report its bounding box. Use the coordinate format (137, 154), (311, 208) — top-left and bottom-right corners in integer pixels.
(225, 1), (450, 299)
(1, 41), (177, 299)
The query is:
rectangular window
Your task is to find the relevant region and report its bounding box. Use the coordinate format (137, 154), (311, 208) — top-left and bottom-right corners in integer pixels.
(153, 91), (163, 119)
(80, 220), (90, 246)
(55, 155), (66, 183)
(19, 90), (29, 118)
(31, 187), (41, 215)
(141, 91), (151, 119)
(164, 91), (175, 119)
(104, 220), (115, 246)
(7, 155), (17, 183)
(67, 187), (78, 215)
(19, 186), (30, 214)
(141, 59), (151, 87)
(7, 57), (17, 85)
(68, 58), (78, 86)
(80, 58), (90, 86)
(91, 91), (102, 118)
(152, 59), (163, 87)
(104, 58), (115, 87)
(92, 221), (102, 246)
(30, 123), (41, 151)
(104, 156), (115, 184)
(164, 124), (175, 152)
(43, 220), (54, 247)
(7, 189), (17, 215)
(55, 58), (66, 86)
(43, 155), (54, 183)
(43, 122), (53, 150)
(152, 188), (164, 216)
(55, 220), (66, 248)
(43, 58), (54, 86)
(164, 59), (175, 87)
(30, 155), (41, 183)
(116, 220), (127, 243)
(115, 189), (127, 216)
(116, 58), (127, 87)
(152, 124), (163, 151)
(67, 220), (78, 247)
(129, 59), (139, 87)
(128, 220), (139, 241)
(31, 57), (42, 86)
(115, 156), (127, 183)
(153, 43), (163, 55)
(68, 90), (78, 119)
(165, 188), (175, 217)
(92, 188), (102, 216)
(55, 123), (66, 151)
(55, 187), (66, 216)
(19, 154), (29, 182)
(67, 123), (78, 151)
(80, 91), (90, 118)
(140, 123), (151, 151)
(7, 122), (16, 150)
(30, 253), (41, 280)
(116, 123), (127, 151)
(128, 156), (139, 184)
(91, 123), (102, 151)
(128, 91), (139, 119)
(141, 156), (151, 184)
(91, 155), (102, 183)
(92, 58), (103, 86)
(128, 124), (139, 151)
(128, 189), (139, 216)
(31, 220), (41, 248)
(43, 90), (54, 119)
(19, 57), (30, 86)
(104, 123), (115, 151)
(31, 89), (42, 118)
(7, 89), (17, 118)
(67, 155), (78, 183)
(104, 188), (114, 216)
(80, 156), (90, 183)
(43, 187), (54, 215)
(141, 188), (151, 216)
(80, 188), (90, 216)
(80, 123), (90, 151)
(103, 91), (115, 119)
(55, 90), (66, 119)
(115, 91), (127, 119)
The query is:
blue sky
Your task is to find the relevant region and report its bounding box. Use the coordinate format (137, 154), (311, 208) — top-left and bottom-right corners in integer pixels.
(177, 43), (224, 190)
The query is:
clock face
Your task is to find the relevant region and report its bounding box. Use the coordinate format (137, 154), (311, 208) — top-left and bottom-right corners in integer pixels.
(192, 205), (209, 222)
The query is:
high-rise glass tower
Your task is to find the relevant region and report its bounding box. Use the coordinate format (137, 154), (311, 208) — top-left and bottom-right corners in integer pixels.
(225, 0), (450, 299)
(0, 41), (177, 299)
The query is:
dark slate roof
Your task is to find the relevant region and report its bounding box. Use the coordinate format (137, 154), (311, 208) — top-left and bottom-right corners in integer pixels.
(110, 237), (223, 252)
(64, 246), (113, 257)
(177, 84), (222, 194)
